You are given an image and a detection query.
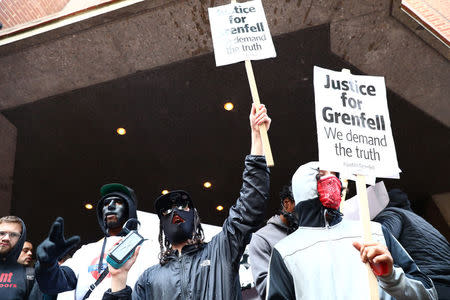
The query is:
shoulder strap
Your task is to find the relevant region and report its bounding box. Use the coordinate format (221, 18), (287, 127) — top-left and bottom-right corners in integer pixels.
(81, 267), (109, 300)
(82, 237), (110, 300)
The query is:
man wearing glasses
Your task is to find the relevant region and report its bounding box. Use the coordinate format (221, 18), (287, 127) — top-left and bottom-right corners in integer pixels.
(102, 103), (271, 300)
(0, 215), (36, 299)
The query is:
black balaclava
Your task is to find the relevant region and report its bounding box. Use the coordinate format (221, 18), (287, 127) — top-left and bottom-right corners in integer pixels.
(161, 208), (195, 244)
(155, 190), (196, 245)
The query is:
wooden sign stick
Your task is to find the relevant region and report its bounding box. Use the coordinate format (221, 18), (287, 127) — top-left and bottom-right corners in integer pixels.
(339, 179), (349, 213)
(244, 60), (274, 166)
(356, 174), (379, 300)
(230, 0), (274, 166)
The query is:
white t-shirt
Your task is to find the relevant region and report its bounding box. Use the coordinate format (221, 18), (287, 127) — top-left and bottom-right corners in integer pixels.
(57, 236), (158, 300)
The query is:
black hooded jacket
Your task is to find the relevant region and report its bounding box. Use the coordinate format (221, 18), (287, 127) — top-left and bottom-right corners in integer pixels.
(374, 189), (450, 298)
(0, 217), (34, 300)
(35, 186), (138, 297)
(102, 155), (270, 300)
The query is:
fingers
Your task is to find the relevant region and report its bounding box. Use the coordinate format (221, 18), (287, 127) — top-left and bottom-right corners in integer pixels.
(131, 246), (140, 261)
(353, 241), (389, 263)
(65, 235), (81, 249)
(352, 241), (362, 251)
(373, 253), (391, 264)
(250, 104), (270, 129)
(49, 218), (63, 242)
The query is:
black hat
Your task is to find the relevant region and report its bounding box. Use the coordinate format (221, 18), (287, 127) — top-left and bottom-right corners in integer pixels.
(154, 190), (194, 218)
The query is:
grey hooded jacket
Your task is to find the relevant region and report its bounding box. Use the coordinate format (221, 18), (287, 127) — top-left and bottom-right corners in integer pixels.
(249, 215), (289, 299)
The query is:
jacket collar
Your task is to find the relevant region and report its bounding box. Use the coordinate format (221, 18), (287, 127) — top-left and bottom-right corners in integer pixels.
(296, 198), (342, 228)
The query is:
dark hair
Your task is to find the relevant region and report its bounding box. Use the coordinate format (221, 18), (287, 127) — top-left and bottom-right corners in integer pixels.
(279, 185), (294, 203)
(157, 209), (205, 265)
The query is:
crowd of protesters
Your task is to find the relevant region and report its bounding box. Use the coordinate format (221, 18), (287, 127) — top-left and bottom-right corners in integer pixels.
(1, 104), (448, 300)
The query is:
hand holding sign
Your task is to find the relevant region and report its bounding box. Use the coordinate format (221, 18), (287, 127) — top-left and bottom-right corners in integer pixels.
(209, 0), (275, 166)
(352, 241), (392, 277)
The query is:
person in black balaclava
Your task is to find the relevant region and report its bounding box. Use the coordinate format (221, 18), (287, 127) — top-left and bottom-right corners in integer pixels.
(248, 185), (297, 300)
(266, 162), (438, 300)
(102, 103), (271, 300)
(35, 183), (150, 300)
(0, 215), (36, 300)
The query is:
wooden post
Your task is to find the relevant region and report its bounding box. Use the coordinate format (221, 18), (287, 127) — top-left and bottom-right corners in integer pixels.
(356, 174), (379, 300)
(340, 179), (348, 213)
(230, 0), (274, 166)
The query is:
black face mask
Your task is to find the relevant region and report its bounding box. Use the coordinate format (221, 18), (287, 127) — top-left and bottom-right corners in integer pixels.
(161, 208), (195, 244)
(102, 196), (128, 230)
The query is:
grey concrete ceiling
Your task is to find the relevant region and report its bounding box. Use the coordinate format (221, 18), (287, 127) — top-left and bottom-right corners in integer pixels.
(0, 0), (449, 125)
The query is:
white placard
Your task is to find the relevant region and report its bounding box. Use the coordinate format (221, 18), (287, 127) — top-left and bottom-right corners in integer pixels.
(314, 66), (401, 179)
(208, 0), (276, 66)
(342, 181), (390, 220)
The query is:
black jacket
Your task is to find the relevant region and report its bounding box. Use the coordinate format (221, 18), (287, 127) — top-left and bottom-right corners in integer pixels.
(374, 189), (450, 298)
(102, 155), (270, 300)
(0, 217), (35, 300)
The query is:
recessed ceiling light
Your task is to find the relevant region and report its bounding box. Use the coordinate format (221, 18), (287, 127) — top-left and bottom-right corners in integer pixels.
(116, 128), (126, 135)
(85, 203), (93, 210)
(224, 102), (234, 111)
(216, 205), (224, 211)
(203, 181), (212, 189)
(162, 190), (169, 195)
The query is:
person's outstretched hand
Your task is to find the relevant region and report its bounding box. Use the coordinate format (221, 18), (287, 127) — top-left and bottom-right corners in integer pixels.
(37, 217), (80, 264)
(353, 241), (393, 277)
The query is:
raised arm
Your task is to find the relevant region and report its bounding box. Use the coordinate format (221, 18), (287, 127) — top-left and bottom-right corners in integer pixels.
(35, 217), (80, 294)
(212, 103), (271, 269)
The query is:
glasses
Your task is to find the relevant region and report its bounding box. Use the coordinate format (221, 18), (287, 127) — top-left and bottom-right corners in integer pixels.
(0, 231), (21, 240)
(161, 201), (189, 216)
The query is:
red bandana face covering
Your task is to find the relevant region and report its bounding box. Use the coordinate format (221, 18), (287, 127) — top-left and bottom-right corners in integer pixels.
(317, 175), (342, 210)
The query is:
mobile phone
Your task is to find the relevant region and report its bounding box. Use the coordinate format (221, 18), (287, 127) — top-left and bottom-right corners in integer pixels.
(106, 230), (144, 269)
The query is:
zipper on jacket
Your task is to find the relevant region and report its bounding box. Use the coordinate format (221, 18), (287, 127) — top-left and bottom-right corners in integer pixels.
(323, 209), (330, 228)
(179, 255), (190, 299)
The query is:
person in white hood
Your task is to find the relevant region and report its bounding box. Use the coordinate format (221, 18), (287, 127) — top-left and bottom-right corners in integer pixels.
(266, 161), (438, 300)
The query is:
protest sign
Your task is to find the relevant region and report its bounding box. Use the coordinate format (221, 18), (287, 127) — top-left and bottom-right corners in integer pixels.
(208, 0), (276, 67)
(209, 0), (275, 166)
(314, 66), (400, 179)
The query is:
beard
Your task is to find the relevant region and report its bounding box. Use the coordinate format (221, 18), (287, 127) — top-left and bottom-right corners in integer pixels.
(0, 244), (12, 255)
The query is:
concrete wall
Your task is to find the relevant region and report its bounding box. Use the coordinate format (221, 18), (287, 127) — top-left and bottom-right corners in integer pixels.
(0, 113), (16, 217)
(0, 0), (448, 127)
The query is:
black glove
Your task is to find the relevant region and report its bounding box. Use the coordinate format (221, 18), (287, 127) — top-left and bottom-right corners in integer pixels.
(37, 217), (80, 264)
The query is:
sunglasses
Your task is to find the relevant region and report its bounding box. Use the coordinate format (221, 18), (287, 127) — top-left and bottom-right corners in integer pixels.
(161, 200), (190, 216)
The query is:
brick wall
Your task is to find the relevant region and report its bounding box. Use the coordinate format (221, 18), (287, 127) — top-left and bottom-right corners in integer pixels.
(0, 0), (71, 30)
